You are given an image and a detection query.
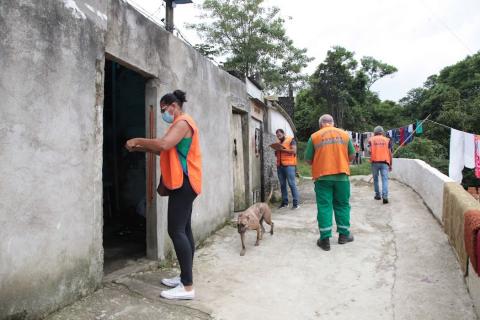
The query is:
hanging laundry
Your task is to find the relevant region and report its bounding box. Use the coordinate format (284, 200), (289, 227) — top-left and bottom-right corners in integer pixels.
(394, 129), (400, 144)
(449, 128), (465, 183)
(399, 127), (405, 145)
(405, 125), (414, 144)
(416, 120), (423, 135)
(475, 135), (480, 179)
(464, 132), (475, 169)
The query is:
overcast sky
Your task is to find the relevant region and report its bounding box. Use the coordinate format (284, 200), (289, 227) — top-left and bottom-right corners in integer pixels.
(127, 0), (480, 102)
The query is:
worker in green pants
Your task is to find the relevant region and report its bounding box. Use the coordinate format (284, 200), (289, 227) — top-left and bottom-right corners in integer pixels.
(305, 114), (355, 251)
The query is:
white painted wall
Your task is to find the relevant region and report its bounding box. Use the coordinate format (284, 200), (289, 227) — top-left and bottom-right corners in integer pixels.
(390, 158), (454, 222)
(269, 109), (294, 136)
(246, 79), (263, 101)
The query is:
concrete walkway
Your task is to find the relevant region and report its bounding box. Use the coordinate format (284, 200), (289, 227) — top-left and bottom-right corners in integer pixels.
(47, 177), (477, 320)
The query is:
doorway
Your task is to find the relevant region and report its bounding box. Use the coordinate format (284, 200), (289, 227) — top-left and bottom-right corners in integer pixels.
(102, 60), (148, 274)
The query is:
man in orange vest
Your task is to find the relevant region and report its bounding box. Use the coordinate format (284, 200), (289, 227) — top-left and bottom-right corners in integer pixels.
(274, 129), (300, 209)
(368, 126), (393, 204)
(304, 114), (355, 251)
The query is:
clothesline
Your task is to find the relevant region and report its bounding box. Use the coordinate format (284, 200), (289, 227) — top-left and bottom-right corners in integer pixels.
(425, 119), (479, 136)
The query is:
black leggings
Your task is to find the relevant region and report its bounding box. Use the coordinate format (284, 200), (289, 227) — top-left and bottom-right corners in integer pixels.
(167, 175), (197, 286)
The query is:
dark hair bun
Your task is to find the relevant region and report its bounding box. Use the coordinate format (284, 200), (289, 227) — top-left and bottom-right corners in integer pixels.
(173, 90), (187, 103)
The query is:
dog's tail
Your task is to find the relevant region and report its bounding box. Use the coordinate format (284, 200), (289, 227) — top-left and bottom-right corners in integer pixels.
(266, 184), (273, 204)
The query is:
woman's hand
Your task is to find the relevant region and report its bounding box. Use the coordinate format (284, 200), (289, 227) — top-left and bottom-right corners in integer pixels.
(125, 138), (139, 152)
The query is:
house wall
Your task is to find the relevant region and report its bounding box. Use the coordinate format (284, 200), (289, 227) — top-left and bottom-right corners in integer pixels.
(106, 0), (248, 258)
(0, 0), (108, 318)
(268, 109), (294, 136)
(0, 0), (248, 318)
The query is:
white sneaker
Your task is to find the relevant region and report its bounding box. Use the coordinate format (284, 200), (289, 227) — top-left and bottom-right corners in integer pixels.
(160, 283), (195, 300)
(161, 276), (181, 288)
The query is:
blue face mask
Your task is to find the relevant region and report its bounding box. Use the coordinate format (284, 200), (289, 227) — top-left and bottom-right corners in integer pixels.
(162, 110), (174, 124)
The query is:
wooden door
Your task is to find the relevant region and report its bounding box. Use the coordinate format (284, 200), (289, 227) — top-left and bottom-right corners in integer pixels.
(231, 113), (247, 211)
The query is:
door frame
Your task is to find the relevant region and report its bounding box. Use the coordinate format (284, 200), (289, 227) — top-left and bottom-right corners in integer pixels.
(231, 107), (251, 211)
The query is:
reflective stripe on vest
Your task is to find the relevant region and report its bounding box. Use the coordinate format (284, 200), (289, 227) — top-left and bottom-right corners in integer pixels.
(276, 136), (297, 166)
(311, 127), (350, 179)
(160, 114), (202, 195)
(369, 135), (391, 165)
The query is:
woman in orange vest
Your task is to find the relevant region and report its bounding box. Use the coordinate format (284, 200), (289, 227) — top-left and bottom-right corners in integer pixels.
(368, 126), (392, 204)
(125, 90), (201, 300)
(274, 129), (300, 209)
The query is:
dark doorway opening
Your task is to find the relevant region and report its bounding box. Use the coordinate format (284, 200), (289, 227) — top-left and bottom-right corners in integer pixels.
(103, 60), (147, 274)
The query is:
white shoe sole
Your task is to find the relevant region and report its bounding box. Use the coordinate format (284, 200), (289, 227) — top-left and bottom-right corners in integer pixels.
(160, 291), (195, 300)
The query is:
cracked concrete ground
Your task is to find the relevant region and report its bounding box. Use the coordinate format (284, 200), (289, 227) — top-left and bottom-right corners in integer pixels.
(46, 177), (477, 320)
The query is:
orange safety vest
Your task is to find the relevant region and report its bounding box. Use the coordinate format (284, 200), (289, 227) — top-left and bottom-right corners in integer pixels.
(311, 126), (350, 179)
(275, 136), (297, 166)
(369, 135), (391, 165)
(160, 114), (202, 195)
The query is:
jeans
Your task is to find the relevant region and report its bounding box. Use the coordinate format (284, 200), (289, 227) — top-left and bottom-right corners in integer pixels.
(372, 162), (389, 199)
(277, 166), (299, 206)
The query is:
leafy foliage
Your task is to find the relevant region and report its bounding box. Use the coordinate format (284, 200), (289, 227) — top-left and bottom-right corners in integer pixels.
(296, 46), (398, 137)
(188, 0), (312, 93)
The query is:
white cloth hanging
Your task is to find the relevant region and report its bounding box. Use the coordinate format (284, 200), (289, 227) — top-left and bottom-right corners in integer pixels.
(464, 132), (475, 169)
(449, 128), (465, 183)
(408, 124), (413, 133)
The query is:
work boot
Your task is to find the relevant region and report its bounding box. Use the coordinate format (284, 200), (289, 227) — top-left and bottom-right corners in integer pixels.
(374, 195), (381, 200)
(317, 238), (330, 251)
(338, 233), (354, 244)
(383, 198), (389, 204)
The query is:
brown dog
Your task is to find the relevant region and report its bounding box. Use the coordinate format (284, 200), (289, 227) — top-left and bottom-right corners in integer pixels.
(237, 202), (274, 256)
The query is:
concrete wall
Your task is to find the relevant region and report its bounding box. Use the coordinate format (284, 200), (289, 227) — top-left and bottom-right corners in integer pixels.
(391, 158), (480, 314)
(390, 158), (453, 222)
(105, 0), (249, 257)
(0, 0), (107, 318)
(0, 0), (248, 318)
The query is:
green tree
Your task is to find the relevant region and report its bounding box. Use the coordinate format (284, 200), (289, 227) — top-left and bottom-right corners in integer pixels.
(308, 46), (399, 129)
(188, 0), (312, 93)
(310, 46), (358, 128)
(360, 56), (398, 89)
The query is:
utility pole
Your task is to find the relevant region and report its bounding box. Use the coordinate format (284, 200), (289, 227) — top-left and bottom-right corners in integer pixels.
(164, 0), (192, 33)
(165, 0), (174, 33)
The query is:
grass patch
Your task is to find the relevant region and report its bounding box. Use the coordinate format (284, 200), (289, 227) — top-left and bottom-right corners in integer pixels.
(297, 160), (311, 177)
(350, 161), (371, 176)
(297, 160), (371, 177)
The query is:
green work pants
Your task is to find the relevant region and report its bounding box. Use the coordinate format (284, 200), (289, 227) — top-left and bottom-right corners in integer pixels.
(314, 180), (351, 239)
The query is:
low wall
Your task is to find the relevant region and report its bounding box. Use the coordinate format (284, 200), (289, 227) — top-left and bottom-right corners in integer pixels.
(390, 158), (453, 222)
(391, 158), (480, 315)
(443, 182), (480, 273)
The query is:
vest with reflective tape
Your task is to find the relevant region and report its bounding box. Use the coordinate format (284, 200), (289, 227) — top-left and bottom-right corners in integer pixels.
(369, 135), (391, 165)
(160, 114), (202, 195)
(276, 136), (297, 166)
(311, 127), (350, 179)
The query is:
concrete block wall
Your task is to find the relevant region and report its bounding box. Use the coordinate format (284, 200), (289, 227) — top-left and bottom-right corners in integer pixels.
(390, 158), (453, 222)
